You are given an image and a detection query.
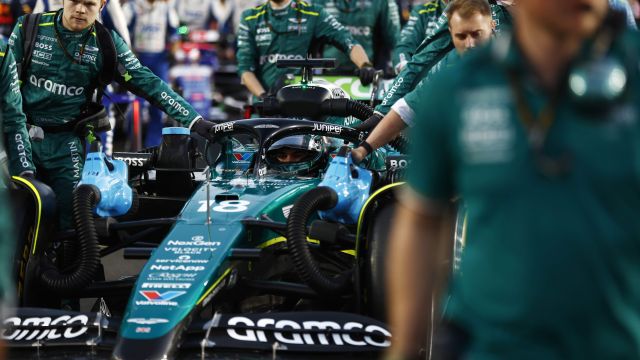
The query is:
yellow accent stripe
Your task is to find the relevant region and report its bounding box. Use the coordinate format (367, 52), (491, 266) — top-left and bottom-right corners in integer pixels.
(43, 11), (57, 15)
(244, 10), (266, 21)
(418, 9), (436, 14)
(257, 237), (355, 256)
(39, 22), (54, 26)
(12, 176), (42, 255)
(0, 52), (4, 57)
(197, 267), (232, 305)
(355, 182), (405, 256)
(294, 8), (319, 16)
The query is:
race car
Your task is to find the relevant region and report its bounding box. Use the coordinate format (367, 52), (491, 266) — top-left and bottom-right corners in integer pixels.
(5, 59), (412, 359)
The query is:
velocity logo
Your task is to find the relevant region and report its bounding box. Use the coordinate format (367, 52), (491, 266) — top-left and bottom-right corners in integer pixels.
(140, 291), (185, 301)
(233, 153), (253, 161)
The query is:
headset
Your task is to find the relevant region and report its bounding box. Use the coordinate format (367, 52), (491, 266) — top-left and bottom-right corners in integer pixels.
(568, 9), (631, 114)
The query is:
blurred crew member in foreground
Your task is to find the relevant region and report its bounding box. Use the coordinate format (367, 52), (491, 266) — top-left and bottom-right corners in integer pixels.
(386, 0), (640, 358)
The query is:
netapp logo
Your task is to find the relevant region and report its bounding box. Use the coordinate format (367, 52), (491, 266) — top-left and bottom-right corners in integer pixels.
(149, 265), (205, 271)
(29, 75), (84, 96)
(312, 123), (342, 134)
(2, 315), (89, 341)
(222, 317), (391, 347)
(161, 92), (190, 117)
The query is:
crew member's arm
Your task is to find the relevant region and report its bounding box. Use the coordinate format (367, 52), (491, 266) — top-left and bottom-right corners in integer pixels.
(352, 109), (406, 163)
(387, 191), (447, 358)
(240, 71), (266, 98)
(392, 2), (434, 73)
(236, 14), (265, 97)
(314, 9), (374, 71)
(1, 44), (33, 176)
(375, 12), (452, 116)
(386, 74), (453, 357)
(110, 31), (203, 129)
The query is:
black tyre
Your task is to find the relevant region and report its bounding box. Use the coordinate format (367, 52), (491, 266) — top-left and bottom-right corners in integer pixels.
(363, 203), (395, 321)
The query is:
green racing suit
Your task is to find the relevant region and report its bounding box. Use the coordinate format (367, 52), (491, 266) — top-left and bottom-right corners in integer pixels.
(0, 39), (30, 177)
(8, 10), (202, 228)
(0, 40), (19, 309)
(391, 0), (446, 73)
(376, 3), (512, 115)
(237, 0), (359, 91)
(313, 0), (400, 72)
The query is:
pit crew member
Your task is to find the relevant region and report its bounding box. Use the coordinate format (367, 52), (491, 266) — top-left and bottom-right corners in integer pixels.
(236, 0), (378, 98)
(8, 0), (205, 228)
(392, 0), (448, 73)
(387, 0), (640, 359)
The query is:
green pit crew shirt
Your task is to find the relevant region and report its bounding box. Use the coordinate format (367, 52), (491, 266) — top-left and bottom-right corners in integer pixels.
(314, 0), (400, 72)
(392, 0), (446, 72)
(394, 49), (459, 126)
(237, 0), (358, 91)
(407, 32), (640, 359)
(8, 11), (202, 170)
(0, 40), (30, 176)
(376, 3), (512, 115)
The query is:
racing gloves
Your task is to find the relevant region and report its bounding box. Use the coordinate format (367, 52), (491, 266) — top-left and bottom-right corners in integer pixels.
(191, 118), (217, 139)
(357, 64), (378, 86)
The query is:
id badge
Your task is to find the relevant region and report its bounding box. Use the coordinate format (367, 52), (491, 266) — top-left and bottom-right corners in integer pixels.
(28, 125), (44, 141)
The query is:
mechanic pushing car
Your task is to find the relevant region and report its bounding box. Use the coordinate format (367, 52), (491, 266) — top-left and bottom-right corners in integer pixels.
(6, 0), (213, 229)
(392, 0), (448, 74)
(387, 0), (640, 359)
(236, 0), (379, 98)
(312, 0), (400, 73)
(352, 0), (496, 163)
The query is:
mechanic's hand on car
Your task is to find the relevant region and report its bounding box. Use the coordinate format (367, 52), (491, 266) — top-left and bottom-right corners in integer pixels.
(357, 64), (377, 86)
(191, 118), (217, 139)
(351, 146), (368, 164)
(355, 111), (384, 132)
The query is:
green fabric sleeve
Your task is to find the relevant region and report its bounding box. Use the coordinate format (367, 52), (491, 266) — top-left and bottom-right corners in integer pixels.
(236, 12), (258, 78)
(376, 16), (452, 115)
(406, 67), (453, 200)
(111, 31), (202, 127)
(392, 5), (426, 67)
(380, 0), (401, 60)
(3, 27), (35, 175)
(314, 8), (357, 55)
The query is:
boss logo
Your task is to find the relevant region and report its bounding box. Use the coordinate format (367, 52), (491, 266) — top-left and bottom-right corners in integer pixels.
(114, 157), (147, 167)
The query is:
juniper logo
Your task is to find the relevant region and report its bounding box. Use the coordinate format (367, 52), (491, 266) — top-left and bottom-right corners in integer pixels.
(29, 75), (84, 96)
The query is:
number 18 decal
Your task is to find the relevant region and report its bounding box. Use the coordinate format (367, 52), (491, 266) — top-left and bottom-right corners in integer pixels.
(198, 200), (251, 213)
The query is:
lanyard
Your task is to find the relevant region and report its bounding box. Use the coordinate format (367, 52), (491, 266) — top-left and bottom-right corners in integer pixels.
(53, 10), (94, 65)
(507, 70), (572, 178)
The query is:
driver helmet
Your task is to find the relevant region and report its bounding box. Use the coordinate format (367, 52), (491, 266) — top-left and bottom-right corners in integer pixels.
(266, 135), (328, 175)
